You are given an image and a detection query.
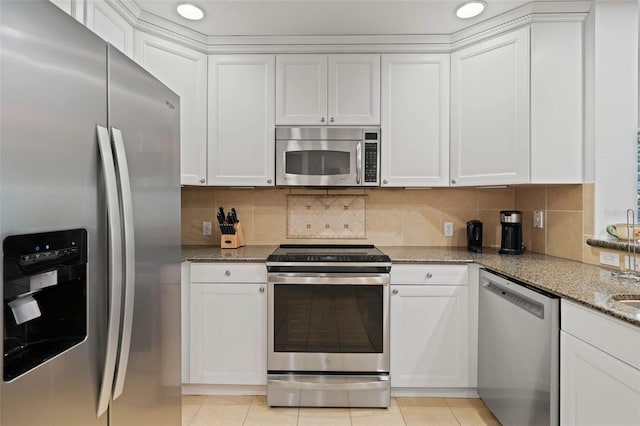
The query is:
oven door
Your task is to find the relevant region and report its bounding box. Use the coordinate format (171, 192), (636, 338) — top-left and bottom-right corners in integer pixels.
(275, 140), (361, 186)
(267, 272), (389, 373)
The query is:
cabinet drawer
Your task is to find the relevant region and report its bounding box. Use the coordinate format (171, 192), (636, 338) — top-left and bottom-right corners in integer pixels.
(561, 300), (640, 370)
(190, 263), (267, 283)
(391, 264), (468, 285)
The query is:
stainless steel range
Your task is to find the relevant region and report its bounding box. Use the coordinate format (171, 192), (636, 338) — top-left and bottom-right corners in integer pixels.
(266, 244), (391, 408)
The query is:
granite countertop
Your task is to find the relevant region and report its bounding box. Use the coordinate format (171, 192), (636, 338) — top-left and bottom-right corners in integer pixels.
(182, 244), (640, 327)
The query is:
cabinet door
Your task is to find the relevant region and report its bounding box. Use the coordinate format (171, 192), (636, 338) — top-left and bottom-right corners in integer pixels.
(208, 55), (275, 186)
(276, 54), (327, 125)
(328, 54), (380, 125)
(451, 27), (530, 186)
(390, 285), (469, 388)
(381, 54), (449, 187)
(530, 22), (583, 183)
(85, 0), (133, 57)
(189, 283), (267, 385)
(135, 33), (208, 186)
(561, 331), (640, 426)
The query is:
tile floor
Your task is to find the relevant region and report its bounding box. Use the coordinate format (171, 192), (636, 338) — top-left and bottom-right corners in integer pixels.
(182, 396), (502, 426)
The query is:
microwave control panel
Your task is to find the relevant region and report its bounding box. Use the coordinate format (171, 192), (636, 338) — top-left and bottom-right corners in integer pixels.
(364, 143), (378, 183)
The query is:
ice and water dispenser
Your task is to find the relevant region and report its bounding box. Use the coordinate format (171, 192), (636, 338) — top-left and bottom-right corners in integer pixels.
(3, 229), (87, 381)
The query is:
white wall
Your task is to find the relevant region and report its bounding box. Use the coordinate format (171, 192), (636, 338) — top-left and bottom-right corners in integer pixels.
(586, 0), (639, 237)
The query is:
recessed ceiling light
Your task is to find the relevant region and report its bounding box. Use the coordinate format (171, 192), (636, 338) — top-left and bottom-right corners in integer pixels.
(456, 1), (486, 19)
(177, 3), (204, 21)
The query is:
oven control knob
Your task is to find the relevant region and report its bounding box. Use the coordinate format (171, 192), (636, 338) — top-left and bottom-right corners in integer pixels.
(259, 287), (265, 293)
(392, 289), (398, 295)
(225, 270), (231, 276)
(425, 272), (433, 279)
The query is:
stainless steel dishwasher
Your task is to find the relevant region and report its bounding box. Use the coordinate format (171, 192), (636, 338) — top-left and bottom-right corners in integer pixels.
(478, 269), (560, 426)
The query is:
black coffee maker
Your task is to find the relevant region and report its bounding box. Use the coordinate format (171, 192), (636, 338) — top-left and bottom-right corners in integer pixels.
(499, 210), (525, 254)
(466, 220), (483, 253)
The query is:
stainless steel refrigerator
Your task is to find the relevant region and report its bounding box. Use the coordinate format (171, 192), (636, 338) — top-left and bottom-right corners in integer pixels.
(0, 1), (181, 424)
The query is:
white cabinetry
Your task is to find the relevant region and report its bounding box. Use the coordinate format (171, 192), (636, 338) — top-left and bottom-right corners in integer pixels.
(85, 0), (133, 57)
(381, 54), (450, 187)
(134, 33), (208, 186)
(560, 300), (640, 426)
(451, 22), (583, 186)
(207, 55), (275, 186)
(390, 265), (471, 389)
(189, 263), (267, 385)
(276, 54), (380, 125)
(451, 27), (530, 186)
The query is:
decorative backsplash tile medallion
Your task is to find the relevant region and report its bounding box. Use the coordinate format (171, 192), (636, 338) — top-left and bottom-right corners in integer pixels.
(287, 195), (366, 239)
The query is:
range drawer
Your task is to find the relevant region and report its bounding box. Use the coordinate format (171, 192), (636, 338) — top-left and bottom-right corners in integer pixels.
(391, 264), (468, 285)
(190, 263), (267, 283)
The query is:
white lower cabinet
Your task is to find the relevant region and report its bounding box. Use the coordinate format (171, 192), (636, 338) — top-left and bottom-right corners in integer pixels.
(560, 300), (640, 426)
(189, 264), (267, 385)
(390, 265), (470, 388)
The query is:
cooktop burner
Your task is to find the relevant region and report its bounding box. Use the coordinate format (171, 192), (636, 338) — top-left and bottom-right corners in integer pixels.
(267, 244), (390, 263)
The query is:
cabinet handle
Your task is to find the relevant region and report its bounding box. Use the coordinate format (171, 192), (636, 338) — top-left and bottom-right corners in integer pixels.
(451, 179), (457, 184)
(225, 270), (231, 277)
(259, 287), (265, 293)
(425, 273), (433, 279)
(383, 179), (388, 185)
(321, 117), (326, 123)
(200, 178), (205, 184)
(392, 289), (398, 295)
(330, 117), (335, 123)
(267, 179), (272, 184)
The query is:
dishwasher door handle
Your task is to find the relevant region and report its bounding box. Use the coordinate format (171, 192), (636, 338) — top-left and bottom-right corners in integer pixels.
(482, 280), (545, 319)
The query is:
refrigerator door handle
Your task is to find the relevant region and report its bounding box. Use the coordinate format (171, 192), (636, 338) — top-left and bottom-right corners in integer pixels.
(110, 127), (136, 400)
(96, 125), (124, 417)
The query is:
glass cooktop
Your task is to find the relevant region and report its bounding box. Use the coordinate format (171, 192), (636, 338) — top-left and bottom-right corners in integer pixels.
(267, 244), (390, 263)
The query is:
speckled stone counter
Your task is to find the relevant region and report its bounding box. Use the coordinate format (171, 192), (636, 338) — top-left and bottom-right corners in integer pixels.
(182, 245), (277, 263)
(181, 244), (640, 327)
(587, 238), (637, 252)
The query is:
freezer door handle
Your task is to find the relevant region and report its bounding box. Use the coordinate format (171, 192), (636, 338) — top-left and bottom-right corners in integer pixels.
(96, 125), (124, 417)
(111, 127), (136, 400)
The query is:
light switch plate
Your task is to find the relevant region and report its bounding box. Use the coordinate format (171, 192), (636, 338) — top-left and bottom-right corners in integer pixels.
(444, 222), (454, 237)
(533, 210), (544, 228)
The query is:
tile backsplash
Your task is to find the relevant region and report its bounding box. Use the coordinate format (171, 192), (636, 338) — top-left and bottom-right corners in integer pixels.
(287, 195), (366, 239)
(182, 184), (593, 263)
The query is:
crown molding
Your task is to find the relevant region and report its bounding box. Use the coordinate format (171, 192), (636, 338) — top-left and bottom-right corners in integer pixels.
(104, 0), (591, 54)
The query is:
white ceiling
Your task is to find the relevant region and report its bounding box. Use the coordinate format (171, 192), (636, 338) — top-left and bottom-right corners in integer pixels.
(129, 0), (539, 37)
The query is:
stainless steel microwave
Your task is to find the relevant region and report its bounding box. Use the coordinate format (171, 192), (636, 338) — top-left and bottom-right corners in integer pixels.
(275, 127), (380, 187)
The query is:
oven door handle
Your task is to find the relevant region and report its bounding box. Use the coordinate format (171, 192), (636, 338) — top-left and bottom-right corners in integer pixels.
(268, 376), (389, 391)
(268, 274), (389, 285)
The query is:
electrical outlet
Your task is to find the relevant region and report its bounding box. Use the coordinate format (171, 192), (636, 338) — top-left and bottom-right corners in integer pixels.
(599, 252), (620, 267)
(533, 209), (544, 228)
(624, 255), (640, 272)
(202, 221), (212, 236)
(444, 222), (454, 237)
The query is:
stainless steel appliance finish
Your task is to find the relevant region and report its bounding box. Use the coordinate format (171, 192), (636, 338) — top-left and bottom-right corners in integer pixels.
(266, 245), (391, 407)
(275, 127), (381, 187)
(478, 269), (560, 426)
(1, 2), (181, 424)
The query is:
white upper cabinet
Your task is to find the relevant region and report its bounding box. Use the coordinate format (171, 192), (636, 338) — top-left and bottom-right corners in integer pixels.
(451, 27), (530, 186)
(85, 0), (133, 57)
(208, 55), (275, 186)
(381, 54), (450, 187)
(134, 33), (208, 186)
(451, 22), (583, 186)
(276, 55), (328, 125)
(530, 22), (583, 183)
(276, 54), (380, 125)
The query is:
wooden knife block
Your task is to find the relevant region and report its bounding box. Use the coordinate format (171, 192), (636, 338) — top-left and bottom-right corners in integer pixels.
(220, 223), (246, 249)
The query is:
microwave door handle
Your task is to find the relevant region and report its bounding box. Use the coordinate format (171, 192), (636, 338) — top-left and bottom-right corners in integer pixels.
(356, 141), (362, 185)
